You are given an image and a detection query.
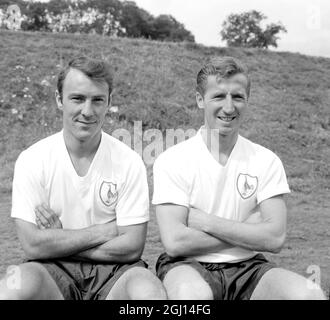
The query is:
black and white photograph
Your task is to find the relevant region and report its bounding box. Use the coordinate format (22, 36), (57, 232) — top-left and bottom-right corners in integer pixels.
(0, 0), (329, 305)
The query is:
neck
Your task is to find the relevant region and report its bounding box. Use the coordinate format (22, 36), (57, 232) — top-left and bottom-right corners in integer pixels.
(201, 127), (238, 161)
(63, 129), (101, 158)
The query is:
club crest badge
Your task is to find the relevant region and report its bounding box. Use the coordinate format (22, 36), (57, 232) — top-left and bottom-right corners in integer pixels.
(99, 181), (118, 207)
(237, 174), (258, 199)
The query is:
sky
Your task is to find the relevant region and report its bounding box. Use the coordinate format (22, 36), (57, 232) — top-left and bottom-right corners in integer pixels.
(132, 0), (330, 58)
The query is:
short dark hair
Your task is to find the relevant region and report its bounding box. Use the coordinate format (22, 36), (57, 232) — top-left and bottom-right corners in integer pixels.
(57, 56), (114, 101)
(196, 56), (250, 97)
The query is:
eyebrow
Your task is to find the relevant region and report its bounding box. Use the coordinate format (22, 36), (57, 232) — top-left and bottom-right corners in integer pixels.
(231, 92), (246, 97)
(68, 93), (107, 98)
(210, 90), (246, 98)
(211, 92), (226, 98)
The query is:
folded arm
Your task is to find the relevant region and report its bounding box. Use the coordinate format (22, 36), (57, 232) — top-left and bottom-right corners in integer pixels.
(32, 204), (146, 263)
(15, 217), (117, 260)
(188, 195), (287, 253)
(156, 203), (233, 258)
(72, 222), (147, 263)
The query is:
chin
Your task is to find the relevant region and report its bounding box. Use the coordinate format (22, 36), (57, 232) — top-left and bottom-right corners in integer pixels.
(72, 129), (96, 142)
(218, 127), (237, 137)
(218, 131), (232, 137)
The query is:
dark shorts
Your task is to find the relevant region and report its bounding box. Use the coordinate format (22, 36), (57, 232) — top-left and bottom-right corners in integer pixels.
(156, 253), (276, 300)
(29, 258), (148, 300)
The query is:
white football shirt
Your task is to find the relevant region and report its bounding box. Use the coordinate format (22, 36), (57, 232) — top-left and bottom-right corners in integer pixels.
(152, 128), (290, 263)
(11, 131), (149, 229)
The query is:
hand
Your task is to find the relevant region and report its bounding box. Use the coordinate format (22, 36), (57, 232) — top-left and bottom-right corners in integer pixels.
(35, 204), (62, 229)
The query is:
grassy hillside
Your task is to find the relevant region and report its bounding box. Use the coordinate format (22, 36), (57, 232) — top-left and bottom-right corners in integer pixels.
(0, 30), (329, 296)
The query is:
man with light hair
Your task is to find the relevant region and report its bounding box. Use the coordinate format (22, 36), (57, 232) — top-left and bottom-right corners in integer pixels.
(0, 56), (166, 300)
(152, 56), (325, 300)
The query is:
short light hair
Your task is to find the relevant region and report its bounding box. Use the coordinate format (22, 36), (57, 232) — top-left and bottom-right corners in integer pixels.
(57, 56), (114, 101)
(196, 56), (250, 97)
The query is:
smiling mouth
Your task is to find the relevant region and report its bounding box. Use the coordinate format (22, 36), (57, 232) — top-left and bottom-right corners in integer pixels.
(77, 120), (96, 125)
(217, 115), (237, 122)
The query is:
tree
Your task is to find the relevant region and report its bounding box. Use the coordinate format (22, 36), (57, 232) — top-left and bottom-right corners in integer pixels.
(150, 14), (194, 42)
(120, 1), (154, 38)
(21, 2), (50, 31)
(119, 2), (194, 42)
(220, 10), (287, 49)
(1, 0), (195, 42)
(0, 0), (26, 30)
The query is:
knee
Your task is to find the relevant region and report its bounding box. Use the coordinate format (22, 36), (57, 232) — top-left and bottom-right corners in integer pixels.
(168, 281), (213, 300)
(309, 288), (326, 300)
(285, 279), (326, 300)
(0, 263), (44, 300)
(163, 265), (214, 300)
(293, 286), (326, 300)
(126, 267), (167, 300)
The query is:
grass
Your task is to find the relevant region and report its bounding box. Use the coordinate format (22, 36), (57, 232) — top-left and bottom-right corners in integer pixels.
(0, 30), (329, 297)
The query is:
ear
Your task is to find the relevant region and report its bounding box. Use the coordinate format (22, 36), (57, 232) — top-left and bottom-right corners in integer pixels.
(55, 90), (63, 110)
(196, 91), (205, 110)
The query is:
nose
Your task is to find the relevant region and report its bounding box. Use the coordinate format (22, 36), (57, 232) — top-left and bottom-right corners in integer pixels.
(222, 94), (235, 115)
(81, 99), (93, 118)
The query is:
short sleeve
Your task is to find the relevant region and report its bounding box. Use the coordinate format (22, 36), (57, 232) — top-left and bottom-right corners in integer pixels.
(152, 155), (190, 207)
(257, 154), (291, 204)
(115, 155), (149, 226)
(11, 151), (46, 224)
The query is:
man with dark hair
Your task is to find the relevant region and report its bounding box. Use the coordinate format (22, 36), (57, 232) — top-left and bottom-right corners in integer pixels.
(152, 56), (325, 300)
(0, 56), (166, 300)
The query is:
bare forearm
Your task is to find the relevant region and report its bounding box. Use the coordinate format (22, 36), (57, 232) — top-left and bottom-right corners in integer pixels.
(188, 200), (286, 254)
(71, 224), (146, 263)
(196, 216), (284, 253)
(72, 235), (142, 263)
(18, 224), (114, 260)
(165, 225), (233, 258)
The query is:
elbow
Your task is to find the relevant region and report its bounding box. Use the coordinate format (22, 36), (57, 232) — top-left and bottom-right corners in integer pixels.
(21, 236), (51, 260)
(128, 251), (142, 263)
(163, 238), (186, 258)
(124, 245), (144, 263)
(17, 229), (50, 260)
(266, 233), (286, 254)
(165, 247), (180, 258)
(23, 244), (45, 260)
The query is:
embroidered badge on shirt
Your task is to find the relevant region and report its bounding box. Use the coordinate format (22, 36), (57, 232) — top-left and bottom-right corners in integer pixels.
(99, 181), (118, 206)
(237, 174), (258, 199)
